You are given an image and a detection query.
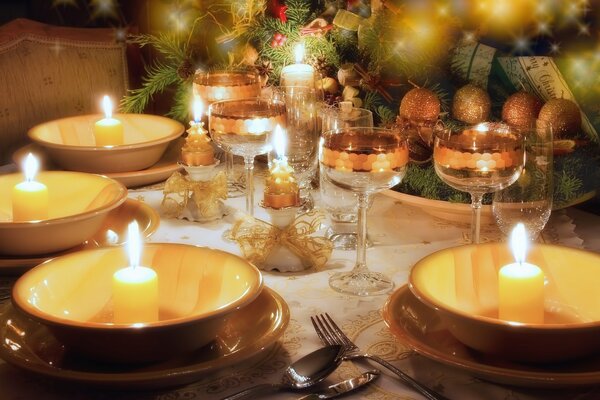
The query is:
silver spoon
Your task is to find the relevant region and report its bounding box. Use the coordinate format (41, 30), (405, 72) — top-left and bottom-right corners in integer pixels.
(221, 345), (345, 400)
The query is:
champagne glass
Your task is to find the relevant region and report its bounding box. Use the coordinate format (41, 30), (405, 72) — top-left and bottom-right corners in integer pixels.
(319, 104), (374, 250)
(209, 98), (286, 216)
(433, 122), (525, 243)
(493, 120), (553, 240)
(320, 127), (409, 296)
(194, 70), (261, 197)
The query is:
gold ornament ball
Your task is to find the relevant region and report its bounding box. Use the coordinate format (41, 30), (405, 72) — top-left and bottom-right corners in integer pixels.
(452, 84), (491, 124)
(538, 98), (581, 139)
(399, 87), (440, 124)
(502, 91), (543, 129)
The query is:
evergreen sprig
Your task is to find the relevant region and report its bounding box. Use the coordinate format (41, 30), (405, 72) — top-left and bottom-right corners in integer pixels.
(121, 62), (182, 114)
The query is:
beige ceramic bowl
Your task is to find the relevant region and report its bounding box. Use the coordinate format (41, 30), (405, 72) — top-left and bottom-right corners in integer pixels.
(409, 243), (600, 363)
(0, 171), (127, 256)
(28, 114), (184, 173)
(11, 243), (263, 363)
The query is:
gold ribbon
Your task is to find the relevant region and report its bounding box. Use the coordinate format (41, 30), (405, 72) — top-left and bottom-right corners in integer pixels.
(161, 171), (227, 217)
(231, 210), (333, 269)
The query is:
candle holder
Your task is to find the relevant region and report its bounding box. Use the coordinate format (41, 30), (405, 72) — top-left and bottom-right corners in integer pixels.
(230, 208), (332, 273)
(161, 160), (227, 222)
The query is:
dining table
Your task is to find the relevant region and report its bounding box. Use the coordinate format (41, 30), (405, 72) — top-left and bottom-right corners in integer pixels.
(0, 164), (599, 400)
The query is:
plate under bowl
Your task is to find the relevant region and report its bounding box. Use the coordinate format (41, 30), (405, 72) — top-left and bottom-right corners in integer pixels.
(11, 243), (263, 363)
(0, 171), (127, 256)
(28, 113), (184, 173)
(409, 243), (600, 363)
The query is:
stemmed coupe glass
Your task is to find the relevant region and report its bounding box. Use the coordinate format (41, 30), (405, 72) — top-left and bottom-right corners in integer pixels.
(208, 98), (286, 216)
(194, 70), (261, 197)
(320, 127), (409, 296)
(433, 122), (525, 243)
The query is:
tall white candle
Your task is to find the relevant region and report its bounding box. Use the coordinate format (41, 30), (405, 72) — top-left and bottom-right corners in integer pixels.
(280, 43), (315, 88)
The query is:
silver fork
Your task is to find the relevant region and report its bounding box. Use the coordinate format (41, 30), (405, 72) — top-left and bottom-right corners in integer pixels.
(311, 313), (450, 400)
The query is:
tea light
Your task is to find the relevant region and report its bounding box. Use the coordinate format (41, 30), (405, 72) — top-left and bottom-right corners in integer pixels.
(498, 223), (544, 323)
(112, 221), (159, 324)
(280, 43), (315, 87)
(264, 125), (300, 208)
(12, 153), (48, 221)
(94, 95), (124, 147)
(181, 97), (215, 166)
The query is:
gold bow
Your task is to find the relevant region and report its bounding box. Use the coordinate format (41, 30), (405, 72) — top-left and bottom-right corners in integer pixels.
(161, 171), (227, 217)
(231, 210), (333, 269)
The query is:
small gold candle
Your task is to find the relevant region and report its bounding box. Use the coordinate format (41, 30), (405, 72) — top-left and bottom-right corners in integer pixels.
(264, 125), (300, 209)
(181, 97), (215, 166)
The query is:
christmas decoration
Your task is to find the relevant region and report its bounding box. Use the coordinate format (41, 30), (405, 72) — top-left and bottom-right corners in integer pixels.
(271, 32), (287, 48)
(452, 84), (491, 124)
(538, 98), (582, 139)
(269, 0), (288, 23)
(399, 86), (440, 125)
(502, 91), (543, 130)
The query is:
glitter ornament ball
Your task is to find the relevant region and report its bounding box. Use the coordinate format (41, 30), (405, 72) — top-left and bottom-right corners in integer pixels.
(502, 91), (543, 130)
(399, 87), (440, 124)
(452, 84), (491, 124)
(538, 98), (581, 139)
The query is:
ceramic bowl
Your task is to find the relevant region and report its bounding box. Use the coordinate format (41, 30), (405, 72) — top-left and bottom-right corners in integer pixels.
(28, 114), (184, 173)
(409, 243), (600, 363)
(11, 243), (263, 364)
(0, 171), (127, 256)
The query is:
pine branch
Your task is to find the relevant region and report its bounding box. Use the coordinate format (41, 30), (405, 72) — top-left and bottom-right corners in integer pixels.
(129, 33), (187, 62)
(167, 83), (194, 122)
(120, 63), (181, 114)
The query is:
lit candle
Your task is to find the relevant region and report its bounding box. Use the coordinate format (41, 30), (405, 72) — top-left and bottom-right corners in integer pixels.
(181, 97), (215, 166)
(280, 43), (315, 88)
(12, 153), (48, 221)
(498, 223), (544, 323)
(112, 221), (159, 324)
(264, 125), (300, 208)
(94, 95), (124, 147)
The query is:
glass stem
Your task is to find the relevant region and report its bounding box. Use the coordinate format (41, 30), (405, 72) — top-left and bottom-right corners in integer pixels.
(226, 153), (234, 184)
(353, 192), (370, 274)
(244, 157), (255, 216)
(470, 192), (483, 244)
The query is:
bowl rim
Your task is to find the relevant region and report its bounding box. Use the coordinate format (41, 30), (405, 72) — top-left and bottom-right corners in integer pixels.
(27, 113), (184, 151)
(11, 243), (264, 330)
(0, 171), (127, 228)
(409, 243), (600, 331)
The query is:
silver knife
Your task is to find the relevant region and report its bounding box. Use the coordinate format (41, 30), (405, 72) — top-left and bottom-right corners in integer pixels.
(297, 370), (380, 400)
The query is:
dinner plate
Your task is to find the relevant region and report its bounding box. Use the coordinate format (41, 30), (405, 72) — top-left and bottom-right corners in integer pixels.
(382, 285), (600, 388)
(382, 190), (494, 225)
(13, 138), (183, 188)
(0, 198), (159, 274)
(0, 287), (289, 389)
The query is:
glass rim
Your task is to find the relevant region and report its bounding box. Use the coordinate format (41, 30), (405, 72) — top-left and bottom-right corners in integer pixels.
(193, 69), (259, 86)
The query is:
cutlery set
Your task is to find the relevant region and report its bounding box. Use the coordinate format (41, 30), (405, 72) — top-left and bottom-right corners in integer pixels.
(223, 313), (447, 400)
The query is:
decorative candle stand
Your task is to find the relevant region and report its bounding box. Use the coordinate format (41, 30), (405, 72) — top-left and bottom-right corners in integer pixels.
(162, 100), (227, 222)
(230, 126), (332, 272)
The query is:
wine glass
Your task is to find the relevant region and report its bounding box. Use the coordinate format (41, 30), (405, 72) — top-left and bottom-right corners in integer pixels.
(320, 127), (409, 296)
(493, 120), (553, 240)
(209, 98), (286, 216)
(319, 105), (374, 250)
(270, 86), (321, 210)
(433, 122), (525, 244)
(194, 70), (261, 197)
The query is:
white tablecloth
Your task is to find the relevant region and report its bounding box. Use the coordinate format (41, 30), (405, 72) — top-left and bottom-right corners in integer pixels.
(1, 173), (599, 400)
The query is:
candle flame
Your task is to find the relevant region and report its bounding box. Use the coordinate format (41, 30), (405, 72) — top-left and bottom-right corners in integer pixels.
(193, 97), (203, 123)
(510, 223), (528, 265)
(102, 95), (113, 119)
(294, 43), (305, 63)
(23, 153), (39, 182)
(127, 221), (141, 268)
(273, 125), (286, 159)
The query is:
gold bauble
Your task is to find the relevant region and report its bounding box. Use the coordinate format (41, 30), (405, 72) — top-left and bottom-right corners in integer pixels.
(538, 98), (581, 139)
(241, 44), (259, 67)
(452, 84), (491, 124)
(502, 91), (543, 129)
(399, 87), (440, 124)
